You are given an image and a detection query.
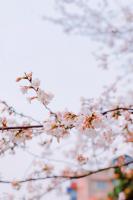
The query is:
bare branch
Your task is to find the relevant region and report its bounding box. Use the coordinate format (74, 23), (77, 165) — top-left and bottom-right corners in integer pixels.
(0, 125), (43, 131)
(0, 100), (41, 124)
(0, 160), (132, 184)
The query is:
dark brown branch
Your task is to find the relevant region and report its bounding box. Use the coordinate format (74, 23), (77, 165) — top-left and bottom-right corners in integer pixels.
(102, 107), (133, 115)
(0, 107), (133, 131)
(0, 160), (132, 184)
(0, 125), (43, 131)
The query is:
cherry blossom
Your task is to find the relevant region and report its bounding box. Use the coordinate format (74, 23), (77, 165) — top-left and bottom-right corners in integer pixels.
(0, 72), (132, 199)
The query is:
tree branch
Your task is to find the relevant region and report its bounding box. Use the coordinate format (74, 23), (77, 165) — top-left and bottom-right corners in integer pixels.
(0, 160), (132, 184)
(0, 125), (43, 131)
(0, 107), (133, 131)
(102, 107), (133, 115)
(0, 100), (41, 124)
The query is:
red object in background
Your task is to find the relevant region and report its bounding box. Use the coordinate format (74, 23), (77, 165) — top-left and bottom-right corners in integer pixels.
(89, 198), (98, 200)
(71, 182), (78, 190)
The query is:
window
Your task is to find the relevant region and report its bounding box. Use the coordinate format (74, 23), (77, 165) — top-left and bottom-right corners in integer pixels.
(95, 181), (108, 190)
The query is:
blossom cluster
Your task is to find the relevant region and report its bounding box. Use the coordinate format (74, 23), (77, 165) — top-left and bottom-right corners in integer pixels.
(0, 72), (132, 160)
(16, 72), (54, 106)
(0, 72), (132, 199)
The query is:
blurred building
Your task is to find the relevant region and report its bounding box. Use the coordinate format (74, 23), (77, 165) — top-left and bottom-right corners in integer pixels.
(67, 155), (133, 200)
(67, 170), (114, 200)
(77, 170), (114, 200)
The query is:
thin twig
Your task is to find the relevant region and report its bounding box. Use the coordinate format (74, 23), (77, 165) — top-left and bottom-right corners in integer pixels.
(0, 160), (132, 184)
(0, 100), (41, 124)
(102, 107), (133, 115)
